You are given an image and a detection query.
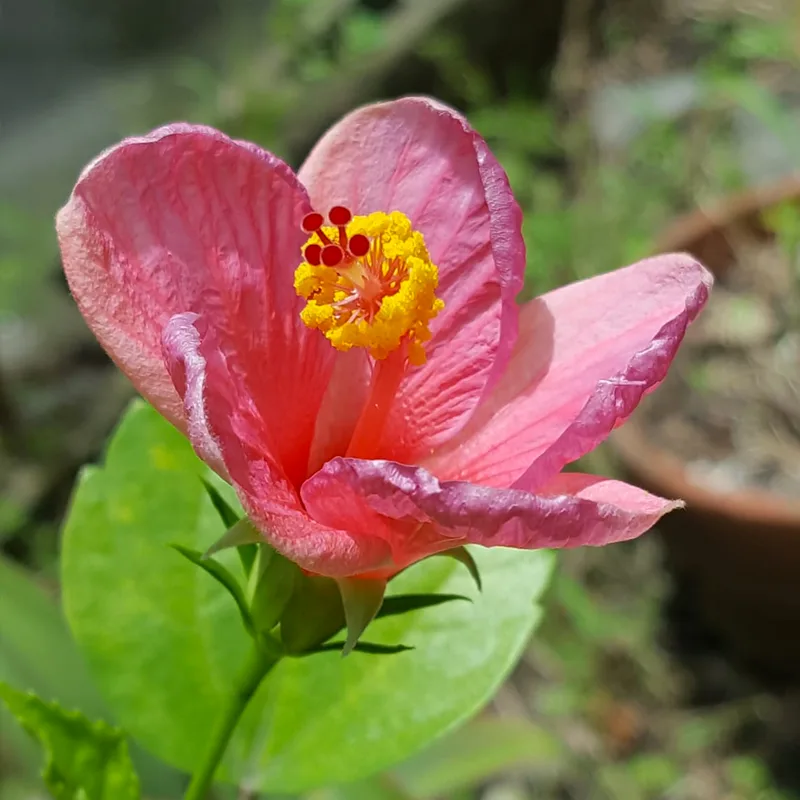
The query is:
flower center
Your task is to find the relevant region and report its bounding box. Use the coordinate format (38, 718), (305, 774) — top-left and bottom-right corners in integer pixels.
(293, 206), (444, 365)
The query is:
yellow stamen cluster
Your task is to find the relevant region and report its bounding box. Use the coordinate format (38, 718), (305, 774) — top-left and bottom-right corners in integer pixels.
(293, 211), (444, 365)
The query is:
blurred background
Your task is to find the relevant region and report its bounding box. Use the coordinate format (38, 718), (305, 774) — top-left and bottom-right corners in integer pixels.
(2, 0), (800, 797)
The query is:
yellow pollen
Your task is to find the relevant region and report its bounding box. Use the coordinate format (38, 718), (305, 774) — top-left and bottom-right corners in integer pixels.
(294, 211), (444, 364)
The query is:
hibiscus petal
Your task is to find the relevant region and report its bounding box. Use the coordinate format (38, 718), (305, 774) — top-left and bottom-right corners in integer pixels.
(298, 97), (525, 462)
(538, 471), (682, 518)
(57, 123), (334, 483)
(307, 349), (371, 475)
(302, 458), (679, 562)
(168, 313), (392, 577)
(425, 254), (712, 490)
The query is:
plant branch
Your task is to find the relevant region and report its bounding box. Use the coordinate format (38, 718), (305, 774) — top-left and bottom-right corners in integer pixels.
(183, 642), (279, 800)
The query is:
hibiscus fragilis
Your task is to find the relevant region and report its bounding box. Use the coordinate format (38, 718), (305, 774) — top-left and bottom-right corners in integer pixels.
(56, 96), (712, 579)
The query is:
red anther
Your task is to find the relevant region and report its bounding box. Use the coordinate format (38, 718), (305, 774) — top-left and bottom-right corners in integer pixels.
(328, 206), (352, 226)
(304, 243), (322, 265)
(321, 244), (344, 267)
(348, 233), (370, 257)
(301, 212), (324, 232)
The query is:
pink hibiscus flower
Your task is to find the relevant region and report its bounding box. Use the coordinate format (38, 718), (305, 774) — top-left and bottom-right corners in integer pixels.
(56, 97), (712, 580)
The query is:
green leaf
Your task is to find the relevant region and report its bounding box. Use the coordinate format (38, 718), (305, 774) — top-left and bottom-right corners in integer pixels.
(376, 593), (471, 618)
(0, 682), (140, 799)
(62, 402), (555, 794)
(170, 545), (254, 637)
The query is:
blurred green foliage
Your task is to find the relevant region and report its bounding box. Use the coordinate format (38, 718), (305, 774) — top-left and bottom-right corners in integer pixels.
(0, 682), (140, 800)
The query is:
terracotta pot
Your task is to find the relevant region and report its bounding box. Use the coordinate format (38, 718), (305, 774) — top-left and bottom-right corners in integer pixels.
(610, 175), (800, 677)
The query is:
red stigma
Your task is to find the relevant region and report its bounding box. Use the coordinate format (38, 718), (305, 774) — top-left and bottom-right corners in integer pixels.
(348, 233), (370, 257)
(321, 244), (344, 267)
(302, 206), (365, 262)
(302, 212), (324, 233)
(328, 206), (352, 226)
(304, 243), (322, 266)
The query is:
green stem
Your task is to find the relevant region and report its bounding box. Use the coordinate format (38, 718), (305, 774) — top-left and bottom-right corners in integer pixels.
(184, 641), (279, 800)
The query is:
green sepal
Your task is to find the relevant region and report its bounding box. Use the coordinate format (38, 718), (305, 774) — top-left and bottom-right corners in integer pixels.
(305, 641), (414, 656)
(170, 544), (254, 637)
(248, 544), (301, 633)
(337, 577), (387, 657)
(376, 593), (471, 619)
(238, 543), (259, 576)
(201, 481), (257, 574)
(200, 478), (240, 528)
(280, 574), (346, 654)
(0, 681), (141, 800)
(203, 517), (261, 557)
(436, 546), (482, 591)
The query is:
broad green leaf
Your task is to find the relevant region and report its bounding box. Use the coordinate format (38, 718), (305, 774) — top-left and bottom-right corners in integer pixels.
(0, 682), (140, 799)
(63, 401), (555, 793)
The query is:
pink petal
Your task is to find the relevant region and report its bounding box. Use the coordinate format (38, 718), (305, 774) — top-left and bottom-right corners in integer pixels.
(301, 459), (679, 561)
(307, 349), (371, 475)
(171, 314), (392, 577)
(539, 471), (682, 516)
(298, 97), (525, 462)
(425, 254), (713, 490)
(57, 124), (334, 484)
